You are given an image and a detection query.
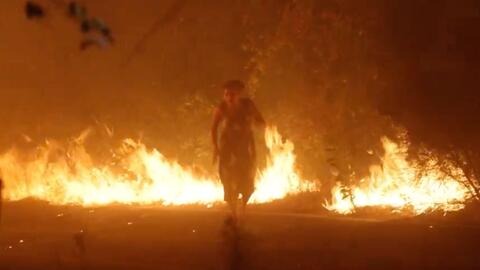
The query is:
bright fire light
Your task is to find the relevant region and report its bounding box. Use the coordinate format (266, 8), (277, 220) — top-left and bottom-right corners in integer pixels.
(0, 126), (315, 206)
(0, 127), (472, 215)
(324, 137), (471, 214)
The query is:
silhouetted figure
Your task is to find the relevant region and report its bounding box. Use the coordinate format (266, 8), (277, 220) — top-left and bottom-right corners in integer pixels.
(212, 80), (265, 221)
(25, 1), (45, 19)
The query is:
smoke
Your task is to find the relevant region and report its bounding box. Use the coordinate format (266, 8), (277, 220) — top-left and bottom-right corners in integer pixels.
(1, 0), (479, 197)
(372, 0), (480, 194)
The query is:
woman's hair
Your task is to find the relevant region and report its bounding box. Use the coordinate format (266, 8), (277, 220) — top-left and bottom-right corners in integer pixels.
(223, 80), (245, 91)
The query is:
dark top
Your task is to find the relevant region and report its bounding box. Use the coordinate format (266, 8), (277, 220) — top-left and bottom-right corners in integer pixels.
(218, 98), (257, 139)
(218, 98), (262, 153)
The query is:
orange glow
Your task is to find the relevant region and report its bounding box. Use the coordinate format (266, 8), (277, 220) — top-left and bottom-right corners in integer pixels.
(325, 137), (471, 214)
(0, 128), (471, 215)
(0, 126), (315, 206)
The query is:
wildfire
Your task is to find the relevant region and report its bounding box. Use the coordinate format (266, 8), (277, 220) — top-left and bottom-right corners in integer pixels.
(251, 126), (316, 203)
(0, 126), (315, 206)
(0, 127), (471, 215)
(325, 137), (471, 214)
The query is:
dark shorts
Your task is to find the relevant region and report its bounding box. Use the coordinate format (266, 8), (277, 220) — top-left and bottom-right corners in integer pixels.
(218, 134), (256, 202)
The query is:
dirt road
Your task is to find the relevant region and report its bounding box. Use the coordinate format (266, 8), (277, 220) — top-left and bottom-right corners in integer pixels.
(1, 200), (479, 270)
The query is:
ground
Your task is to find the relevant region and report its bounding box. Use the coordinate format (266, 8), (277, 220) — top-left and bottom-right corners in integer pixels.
(0, 200), (479, 270)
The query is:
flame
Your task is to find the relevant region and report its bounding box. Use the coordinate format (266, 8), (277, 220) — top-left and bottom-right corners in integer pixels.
(0, 126), (315, 206)
(325, 137), (471, 214)
(251, 126), (316, 203)
(0, 127), (471, 215)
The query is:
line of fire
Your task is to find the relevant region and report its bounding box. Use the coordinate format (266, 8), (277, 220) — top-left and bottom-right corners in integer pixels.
(1, 1), (479, 269)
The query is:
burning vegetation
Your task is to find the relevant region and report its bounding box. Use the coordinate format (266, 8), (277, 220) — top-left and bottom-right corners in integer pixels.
(325, 137), (471, 214)
(0, 0), (479, 217)
(0, 126), (315, 206)
(1, 2), (480, 270)
(0, 125), (472, 216)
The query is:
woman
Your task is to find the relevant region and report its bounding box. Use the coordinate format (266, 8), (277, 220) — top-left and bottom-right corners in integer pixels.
(211, 80), (265, 220)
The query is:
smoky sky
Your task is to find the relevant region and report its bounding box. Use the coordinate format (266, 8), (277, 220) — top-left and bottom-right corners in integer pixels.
(1, 0), (479, 178)
(0, 0), (252, 143)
